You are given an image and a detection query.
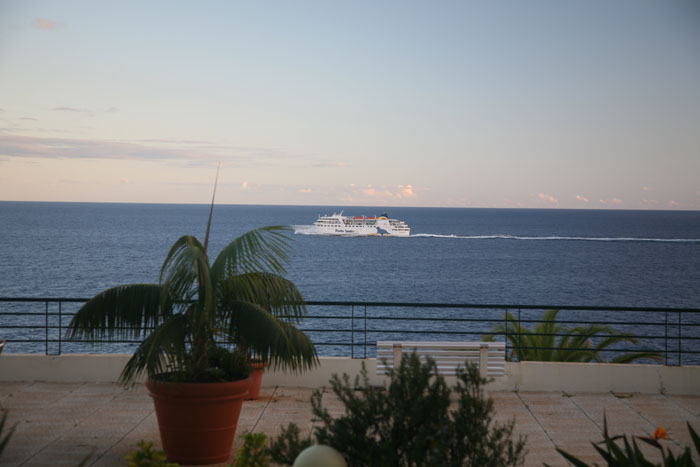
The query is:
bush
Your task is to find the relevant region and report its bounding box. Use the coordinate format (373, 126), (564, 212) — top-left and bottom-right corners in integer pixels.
(268, 423), (312, 465)
(270, 353), (527, 466)
(551, 416), (700, 466)
(234, 432), (271, 467)
(125, 440), (178, 467)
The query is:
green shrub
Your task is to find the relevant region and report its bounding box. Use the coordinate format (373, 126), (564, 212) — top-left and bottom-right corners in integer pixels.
(486, 309), (662, 363)
(270, 353), (527, 466)
(234, 432), (272, 467)
(268, 423), (312, 465)
(551, 417), (700, 466)
(125, 440), (178, 467)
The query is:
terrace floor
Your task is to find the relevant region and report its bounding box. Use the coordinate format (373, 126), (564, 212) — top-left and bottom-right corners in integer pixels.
(0, 382), (699, 466)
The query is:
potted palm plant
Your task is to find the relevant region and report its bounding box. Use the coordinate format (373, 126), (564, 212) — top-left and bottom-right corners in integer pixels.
(66, 197), (317, 464)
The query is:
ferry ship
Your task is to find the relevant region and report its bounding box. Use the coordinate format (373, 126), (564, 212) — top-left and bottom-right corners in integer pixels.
(293, 211), (411, 237)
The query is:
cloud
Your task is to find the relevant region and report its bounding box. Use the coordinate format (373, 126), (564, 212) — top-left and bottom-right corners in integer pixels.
(120, 178), (130, 184)
(668, 200), (679, 207)
(241, 181), (248, 189)
(298, 188), (312, 193)
(575, 195), (589, 203)
(51, 107), (119, 115)
(0, 133), (324, 168)
(52, 107), (83, 113)
(0, 134), (187, 161)
(360, 186), (377, 196)
(537, 193), (558, 204)
(399, 184), (416, 198)
(350, 184), (419, 202)
(599, 197), (623, 206)
(642, 186), (654, 192)
(32, 18), (57, 30)
(313, 161), (348, 168)
(697, 190), (700, 196)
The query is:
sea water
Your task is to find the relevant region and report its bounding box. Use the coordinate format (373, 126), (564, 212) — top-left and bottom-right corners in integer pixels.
(1, 202), (699, 355)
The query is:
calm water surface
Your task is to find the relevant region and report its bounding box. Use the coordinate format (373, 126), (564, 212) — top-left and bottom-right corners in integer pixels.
(1, 202), (699, 356)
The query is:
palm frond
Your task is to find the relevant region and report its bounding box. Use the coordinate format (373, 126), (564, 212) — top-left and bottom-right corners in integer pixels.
(535, 309), (561, 361)
(552, 327), (599, 362)
(267, 320), (318, 372)
(159, 235), (214, 316)
(160, 235), (211, 298)
(220, 301), (317, 373)
(218, 272), (307, 321)
(689, 422), (700, 457)
(487, 309), (659, 364)
(211, 226), (292, 281)
(610, 352), (663, 364)
(487, 311), (533, 361)
(120, 313), (190, 384)
(66, 284), (167, 341)
(0, 411), (17, 455)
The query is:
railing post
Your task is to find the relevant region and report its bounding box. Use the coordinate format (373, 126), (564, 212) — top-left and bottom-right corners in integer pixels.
(678, 312), (682, 366)
(504, 308), (508, 359)
(364, 305), (367, 359)
(351, 305), (355, 359)
(664, 310), (668, 365)
(58, 301), (62, 355)
(517, 308), (522, 361)
(45, 300), (49, 355)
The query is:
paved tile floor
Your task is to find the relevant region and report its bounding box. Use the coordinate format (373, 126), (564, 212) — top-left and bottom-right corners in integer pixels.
(1, 382), (698, 466)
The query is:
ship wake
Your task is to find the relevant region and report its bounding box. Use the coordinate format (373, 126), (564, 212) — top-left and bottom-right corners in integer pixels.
(410, 234), (700, 243)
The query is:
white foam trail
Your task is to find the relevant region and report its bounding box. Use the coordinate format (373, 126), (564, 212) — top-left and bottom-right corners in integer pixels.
(292, 227), (316, 235)
(410, 233), (700, 243)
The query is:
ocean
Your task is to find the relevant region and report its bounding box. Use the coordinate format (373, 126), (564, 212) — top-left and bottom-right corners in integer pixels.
(1, 202), (699, 356)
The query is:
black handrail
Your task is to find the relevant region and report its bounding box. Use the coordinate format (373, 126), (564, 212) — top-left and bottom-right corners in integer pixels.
(1, 297), (698, 364)
(3, 296), (699, 313)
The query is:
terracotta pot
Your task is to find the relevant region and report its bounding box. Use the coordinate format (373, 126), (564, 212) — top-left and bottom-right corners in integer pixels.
(146, 377), (252, 465)
(247, 362), (267, 400)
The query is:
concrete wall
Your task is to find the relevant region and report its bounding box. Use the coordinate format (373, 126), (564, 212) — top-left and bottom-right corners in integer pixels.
(1, 354), (699, 395)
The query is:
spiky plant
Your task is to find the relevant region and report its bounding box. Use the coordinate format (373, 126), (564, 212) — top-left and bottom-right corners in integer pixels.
(486, 309), (661, 363)
(66, 175), (317, 384)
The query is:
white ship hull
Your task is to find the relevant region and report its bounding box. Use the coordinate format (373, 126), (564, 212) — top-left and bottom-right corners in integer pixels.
(293, 212), (410, 237)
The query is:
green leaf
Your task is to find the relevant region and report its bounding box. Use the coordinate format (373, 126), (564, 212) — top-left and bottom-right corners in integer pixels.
(218, 271), (307, 322)
(689, 422), (700, 457)
(554, 448), (591, 467)
(211, 226), (291, 280)
(120, 313), (190, 383)
(0, 411), (17, 455)
(66, 284), (167, 342)
(159, 235), (214, 312)
(220, 301), (317, 373)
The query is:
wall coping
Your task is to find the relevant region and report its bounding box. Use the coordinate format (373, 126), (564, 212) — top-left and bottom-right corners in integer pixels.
(1, 354), (698, 395)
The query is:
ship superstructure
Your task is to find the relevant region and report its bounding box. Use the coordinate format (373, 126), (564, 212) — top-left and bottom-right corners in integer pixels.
(294, 211), (410, 237)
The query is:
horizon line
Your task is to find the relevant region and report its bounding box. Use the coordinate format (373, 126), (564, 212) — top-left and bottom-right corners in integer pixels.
(1, 199), (698, 213)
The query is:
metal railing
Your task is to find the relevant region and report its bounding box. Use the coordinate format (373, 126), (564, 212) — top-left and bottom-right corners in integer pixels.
(1, 297), (699, 365)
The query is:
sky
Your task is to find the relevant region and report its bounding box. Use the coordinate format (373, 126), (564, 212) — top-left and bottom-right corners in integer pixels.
(1, 1), (699, 209)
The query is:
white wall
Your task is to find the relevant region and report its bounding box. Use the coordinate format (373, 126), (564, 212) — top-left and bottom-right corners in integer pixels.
(1, 354), (698, 395)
